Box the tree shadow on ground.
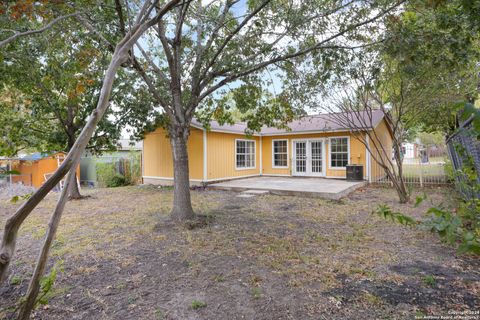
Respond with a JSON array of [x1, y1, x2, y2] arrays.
[[325, 260, 479, 309]]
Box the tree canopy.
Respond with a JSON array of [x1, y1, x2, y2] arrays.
[[0, 1, 151, 157]]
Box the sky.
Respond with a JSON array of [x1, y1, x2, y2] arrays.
[[120, 0, 384, 138]]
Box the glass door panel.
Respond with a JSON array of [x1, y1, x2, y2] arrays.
[[294, 141, 307, 175], [310, 141, 323, 174]]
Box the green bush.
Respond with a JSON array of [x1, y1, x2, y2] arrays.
[[108, 174, 128, 187], [96, 162, 130, 188], [95, 152, 142, 187]]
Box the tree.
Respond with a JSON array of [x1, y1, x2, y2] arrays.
[[381, 0, 480, 134], [101, 0, 406, 221], [272, 0, 480, 203], [0, 3, 80, 48], [324, 62, 418, 203], [0, 2, 181, 318], [0, 90, 60, 157], [417, 131, 444, 146], [0, 18, 144, 198]]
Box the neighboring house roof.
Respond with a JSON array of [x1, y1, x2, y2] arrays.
[[191, 110, 386, 135], [117, 139, 143, 151], [16, 151, 65, 161]]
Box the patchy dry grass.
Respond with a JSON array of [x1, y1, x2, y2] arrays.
[[0, 185, 479, 320]]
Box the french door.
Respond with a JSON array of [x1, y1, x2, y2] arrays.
[[292, 140, 325, 176]]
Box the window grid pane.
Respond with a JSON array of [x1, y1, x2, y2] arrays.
[[273, 140, 288, 167], [311, 141, 323, 173], [330, 138, 348, 168], [295, 142, 306, 172], [236, 140, 255, 168]]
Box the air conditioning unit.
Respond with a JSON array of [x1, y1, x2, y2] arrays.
[[346, 165, 363, 181]]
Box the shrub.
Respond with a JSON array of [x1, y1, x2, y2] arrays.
[[95, 153, 141, 187], [107, 174, 128, 187], [96, 162, 129, 188]]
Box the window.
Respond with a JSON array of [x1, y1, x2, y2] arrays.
[[236, 140, 255, 169], [272, 140, 288, 168], [330, 137, 349, 168]]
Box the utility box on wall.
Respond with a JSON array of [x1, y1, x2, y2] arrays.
[[346, 165, 363, 181]]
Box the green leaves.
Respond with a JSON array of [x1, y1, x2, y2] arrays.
[[373, 204, 418, 227], [414, 193, 427, 207], [374, 200, 480, 255], [36, 260, 64, 307], [379, 0, 480, 135], [10, 193, 32, 204], [461, 102, 480, 134], [0, 3, 133, 157], [424, 207, 462, 243]]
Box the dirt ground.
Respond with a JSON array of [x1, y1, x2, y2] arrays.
[[0, 185, 479, 319]]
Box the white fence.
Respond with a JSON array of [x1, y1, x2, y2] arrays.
[[370, 156, 450, 186], [0, 174, 33, 187]]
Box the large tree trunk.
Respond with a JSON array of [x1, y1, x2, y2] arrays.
[[68, 172, 82, 199], [67, 131, 82, 200], [170, 134, 195, 221]]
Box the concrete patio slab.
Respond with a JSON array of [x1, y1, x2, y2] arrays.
[[209, 176, 366, 200], [236, 194, 256, 198], [243, 189, 270, 195]]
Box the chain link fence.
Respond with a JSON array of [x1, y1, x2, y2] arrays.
[[0, 173, 35, 199], [446, 116, 480, 200]]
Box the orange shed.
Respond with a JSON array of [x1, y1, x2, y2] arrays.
[[10, 152, 80, 189]]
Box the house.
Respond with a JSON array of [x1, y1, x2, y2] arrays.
[[401, 142, 419, 159], [6, 152, 80, 188], [142, 110, 393, 185], [80, 139, 142, 186]]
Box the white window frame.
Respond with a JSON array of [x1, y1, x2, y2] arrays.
[[328, 136, 350, 169], [235, 139, 256, 170], [272, 139, 289, 169]]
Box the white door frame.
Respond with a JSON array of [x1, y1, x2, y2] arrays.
[[292, 140, 308, 176], [292, 139, 326, 177]]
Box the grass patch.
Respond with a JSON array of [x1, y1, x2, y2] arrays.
[[422, 275, 436, 287], [251, 287, 262, 299], [191, 300, 207, 310], [154, 308, 165, 319], [10, 275, 22, 285]]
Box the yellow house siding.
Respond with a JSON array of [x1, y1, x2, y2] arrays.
[[261, 132, 368, 178], [207, 131, 260, 180], [188, 129, 204, 179], [143, 127, 203, 180], [142, 119, 393, 183], [370, 119, 393, 180]]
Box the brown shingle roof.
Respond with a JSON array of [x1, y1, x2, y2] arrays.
[[191, 110, 385, 135]]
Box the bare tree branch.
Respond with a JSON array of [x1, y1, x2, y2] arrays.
[[197, 0, 405, 102], [0, 12, 81, 48], [201, 0, 272, 79]]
